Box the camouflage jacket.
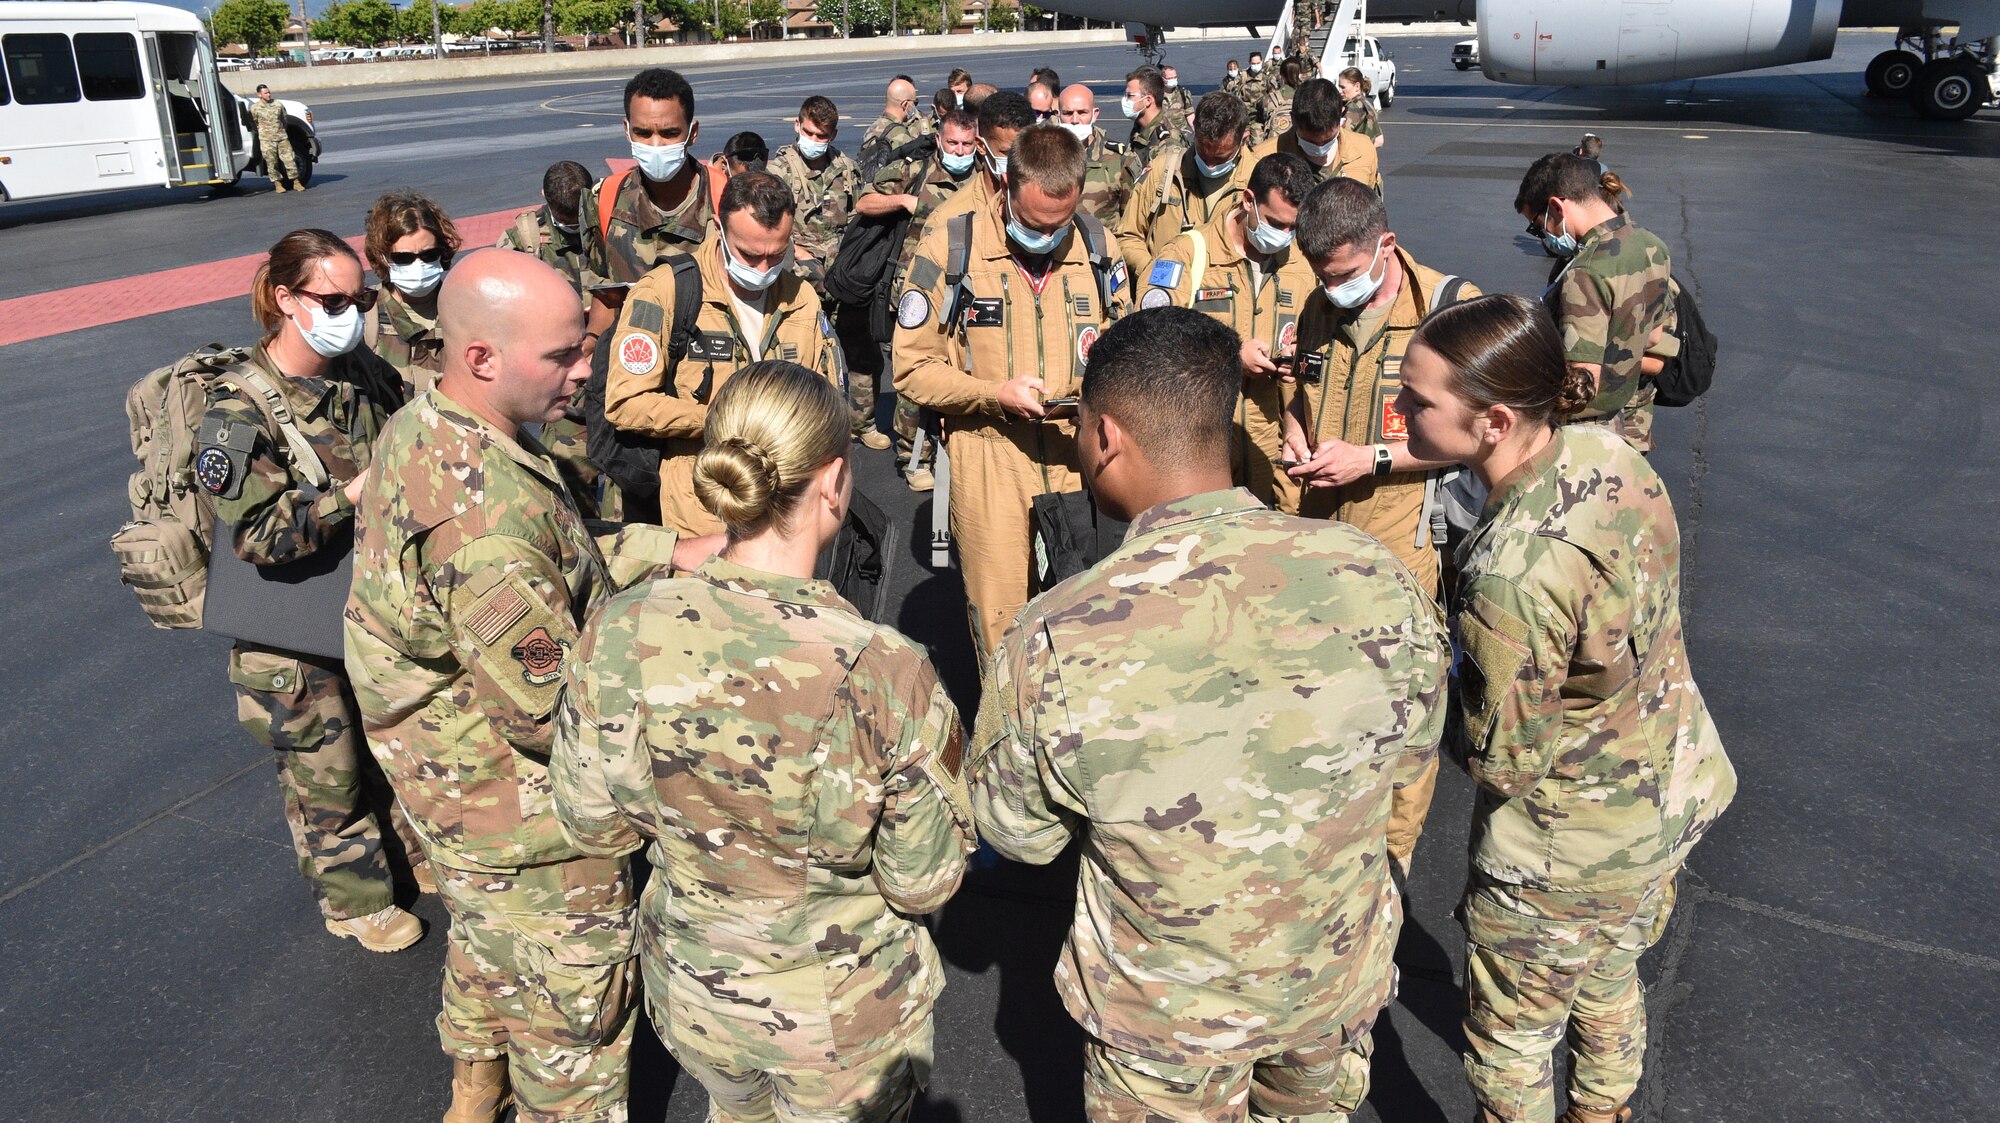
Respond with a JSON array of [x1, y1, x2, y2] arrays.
[[344, 388, 618, 873], [856, 111, 920, 178], [579, 163, 716, 291], [862, 148, 971, 284], [1545, 214, 1673, 421], [497, 205, 588, 298], [972, 488, 1450, 1064], [1159, 85, 1195, 131], [201, 343, 403, 567], [1079, 125, 1130, 226], [553, 556, 974, 1068], [1122, 113, 1186, 194], [1252, 82, 1300, 146], [769, 143, 864, 277], [366, 283, 443, 398], [1452, 427, 1736, 893], [247, 97, 288, 138], [1343, 95, 1382, 141]]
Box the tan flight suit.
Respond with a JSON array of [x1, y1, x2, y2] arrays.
[[1288, 249, 1477, 869], [1115, 146, 1256, 276], [1250, 127, 1382, 193], [603, 237, 845, 536], [893, 190, 1132, 657], [1138, 201, 1317, 506]]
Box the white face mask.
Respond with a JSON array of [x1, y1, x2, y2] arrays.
[[1062, 121, 1093, 142], [1245, 200, 1293, 254], [722, 235, 788, 293], [292, 298, 363, 357], [1298, 133, 1337, 166], [1324, 237, 1388, 309], [795, 132, 829, 160], [1119, 95, 1140, 120], [630, 137, 687, 181], [1165, 77, 1179, 89], [389, 260, 443, 298]]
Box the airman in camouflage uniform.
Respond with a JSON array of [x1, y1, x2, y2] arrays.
[[1159, 65, 1196, 132], [972, 307, 1450, 1122], [857, 76, 923, 180], [200, 330, 425, 949], [769, 97, 864, 297], [249, 86, 301, 191], [553, 552, 974, 1123], [1450, 424, 1736, 1123], [1237, 54, 1276, 117], [498, 205, 589, 297], [1076, 124, 1130, 226], [497, 206, 613, 519], [345, 252, 667, 1123], [1121, 68, 1188, 192], [1343, 93, 1383, 146], [1252, 74, 1301, 147], [364, 285, 443, 398]]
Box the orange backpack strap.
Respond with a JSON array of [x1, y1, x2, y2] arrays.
[[596, 167, 634, 246], [704, 161, 728, 226]]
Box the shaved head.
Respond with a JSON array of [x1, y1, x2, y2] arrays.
[[1059, 83, 1095, 113], [439, 249, 590, 434]]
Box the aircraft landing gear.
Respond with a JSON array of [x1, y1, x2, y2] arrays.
[[1864, 47, 1922, 97], [1124, 21, 1166, 67], [1869, 26, 1996, 120]]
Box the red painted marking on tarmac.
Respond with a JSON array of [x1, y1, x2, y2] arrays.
[[0, 206, 532, 348]]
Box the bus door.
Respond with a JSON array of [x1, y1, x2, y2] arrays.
[[142, 30, 237, 186]]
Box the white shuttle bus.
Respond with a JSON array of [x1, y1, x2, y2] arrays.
[[0, 1, 318, 203]]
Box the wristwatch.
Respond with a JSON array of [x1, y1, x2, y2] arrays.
[[1372, 443, 1394, 478]]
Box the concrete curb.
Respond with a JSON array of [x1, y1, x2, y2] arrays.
[[224, 22, 1474, 94]]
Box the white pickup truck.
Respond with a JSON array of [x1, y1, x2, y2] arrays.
[[1332, 34, 1399, 109]]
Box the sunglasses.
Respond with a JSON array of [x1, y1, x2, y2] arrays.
[[295, 288, 378, 316], [387, 247, 445, 266]]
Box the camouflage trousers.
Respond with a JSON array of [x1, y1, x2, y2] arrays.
[[659, 1005, 932, 1123], [229, 645, 419, 920], [433, 857, 639, 1123], [258, 128, 299, 181], [1083, 1026, 1374, 1123], [1460, 872, 1678, 1122]]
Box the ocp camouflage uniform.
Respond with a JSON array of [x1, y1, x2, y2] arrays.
[[602, 236, 845, 535], [1116, 145, 1256, 276], [1544, 213, 1673, 432], [365, 284, 443, 399], [1621, 280, 1681, 453], [1121, 114, 1187, 195], [1137, 200, 1318, 505], [578, 166, 716, 291], [769, 142, 864, 296], [201, 343, 417, 922], [1451, 426, 1736, 1123], [249, 97, 299, 185], [861, 146, 973, 462], [1078, 124, 1130, 227], [553, 556, 976, 1123], [345, 389, 657, 1123], [972, 488, 1449, 1122]]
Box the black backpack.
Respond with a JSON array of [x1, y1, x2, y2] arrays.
[[826, 136, 939, 315], [1653, 274, 1718, 407], [583, 254, 703, 502]]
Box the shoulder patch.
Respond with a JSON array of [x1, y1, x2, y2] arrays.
[[1138, 287, 1174, 310], [195, 447, 237, 496], [819, 311, 834, 337], [464, 582, 532, 646], [908, 255, 943, 293], [618, 332, 659, 376], [626, 298, 666, 335], [1108, 261, 1127, 294], [1148, 260, 1185, 290], [510, 625, 568, 686], [897, 289, 932, 329]]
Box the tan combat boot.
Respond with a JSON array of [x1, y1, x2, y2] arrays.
[[324, 904, 424, 952], [905, 468, 935, 493], [860, 429, 893, 451], [442, 1058, 511, 1123], [272, 180, 288, 193], [1557, 1105, 1632, 1123], [291, 179, 308, 192]]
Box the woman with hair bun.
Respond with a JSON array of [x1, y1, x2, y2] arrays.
[[1336, 66, 1382, 148], [551, 359, 976, 1123], [1394, 294, 1737, 1123]]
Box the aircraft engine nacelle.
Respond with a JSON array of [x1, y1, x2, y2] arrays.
[[1479, 0, 1843, 85]]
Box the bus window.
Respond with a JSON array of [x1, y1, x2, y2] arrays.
[[3, 33, 81, 104], [76, 32, 143, 101], [0, 53, 10, 106]]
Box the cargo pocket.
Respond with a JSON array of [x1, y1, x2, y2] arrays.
[[228, 651, 326, 751], [522, 919, 637, 1048], [1454, 593, 1534, 762]]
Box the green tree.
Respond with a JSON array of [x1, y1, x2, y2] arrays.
[[983, 2, 1017, 31], [397, 0, 444, 43], [558, 0, 626, 35], [326, 0, 398, 45], [498, 0, 544, 34], [212, 0, 289, 55], [455, 0, 509, 36], [310, 2, 343, 44], [813, 0, 887, 33], [748, 0, 785, 36]]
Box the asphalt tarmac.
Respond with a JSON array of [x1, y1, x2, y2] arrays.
[[3, 30, 1997, 1123]]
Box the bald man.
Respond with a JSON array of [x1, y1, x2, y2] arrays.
[[346, 249, 710, 1123], [858, 74, 922, 179], [965, 81, 999, 110], [1057, 82, 1130, 223], [1028, 78, 1057, 123]]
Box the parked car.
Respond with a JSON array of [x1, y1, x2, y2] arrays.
[[1453, 38, 1480, 71], [1334, 35, 1399, 108]]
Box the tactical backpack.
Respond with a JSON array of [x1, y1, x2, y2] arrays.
[[582, 254, 704, 503], [111, 346, 326, 629], [826, 134, 939, 341], [1652, 274, 1718, 407]]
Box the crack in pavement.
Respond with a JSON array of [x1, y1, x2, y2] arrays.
[[1683, 873, 2000, 972], [169, 811, 293, 854]]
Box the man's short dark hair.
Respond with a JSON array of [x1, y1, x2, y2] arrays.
[[1125, 66, 1166, 104], [625, 67, 693, 119], [1194, 91, 1249, 144], [255, 83, 270, 92], [1031, 65, 1060, 91], [1295, 177, 1388, 261], [1248, 152, 1317, 210], [723, 131, 769, 171], [1514, 151, 1613, 212], [1292, 78, 1343, 134], [892, 73, 914, 87], [978, 90, 1035, 137], [1249, 51, 1265, 63], [1082, 307, 1242, 465], [798, 95, 838, 134], [719, 170, 795, 228], [542, 160, 592, 221]]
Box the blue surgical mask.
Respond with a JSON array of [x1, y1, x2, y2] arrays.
[[1005, 197, 1067, 257], [389, 260, 443, 298], [293, 298, 363, 358], [722, 236, 788, 292], [795, 133, 829, 160], [1297, 133, 1336, 164], [1324, 237, 1388, 309], [1194, 150, 1237, 179], [1245, 201, 1292, 254], [1541, 208, 1579, 257], [630, 138, 687, 182], [1250, 62, 1263, 74], [984, 149, 1008, 179], [941, 148, 976, 176]]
